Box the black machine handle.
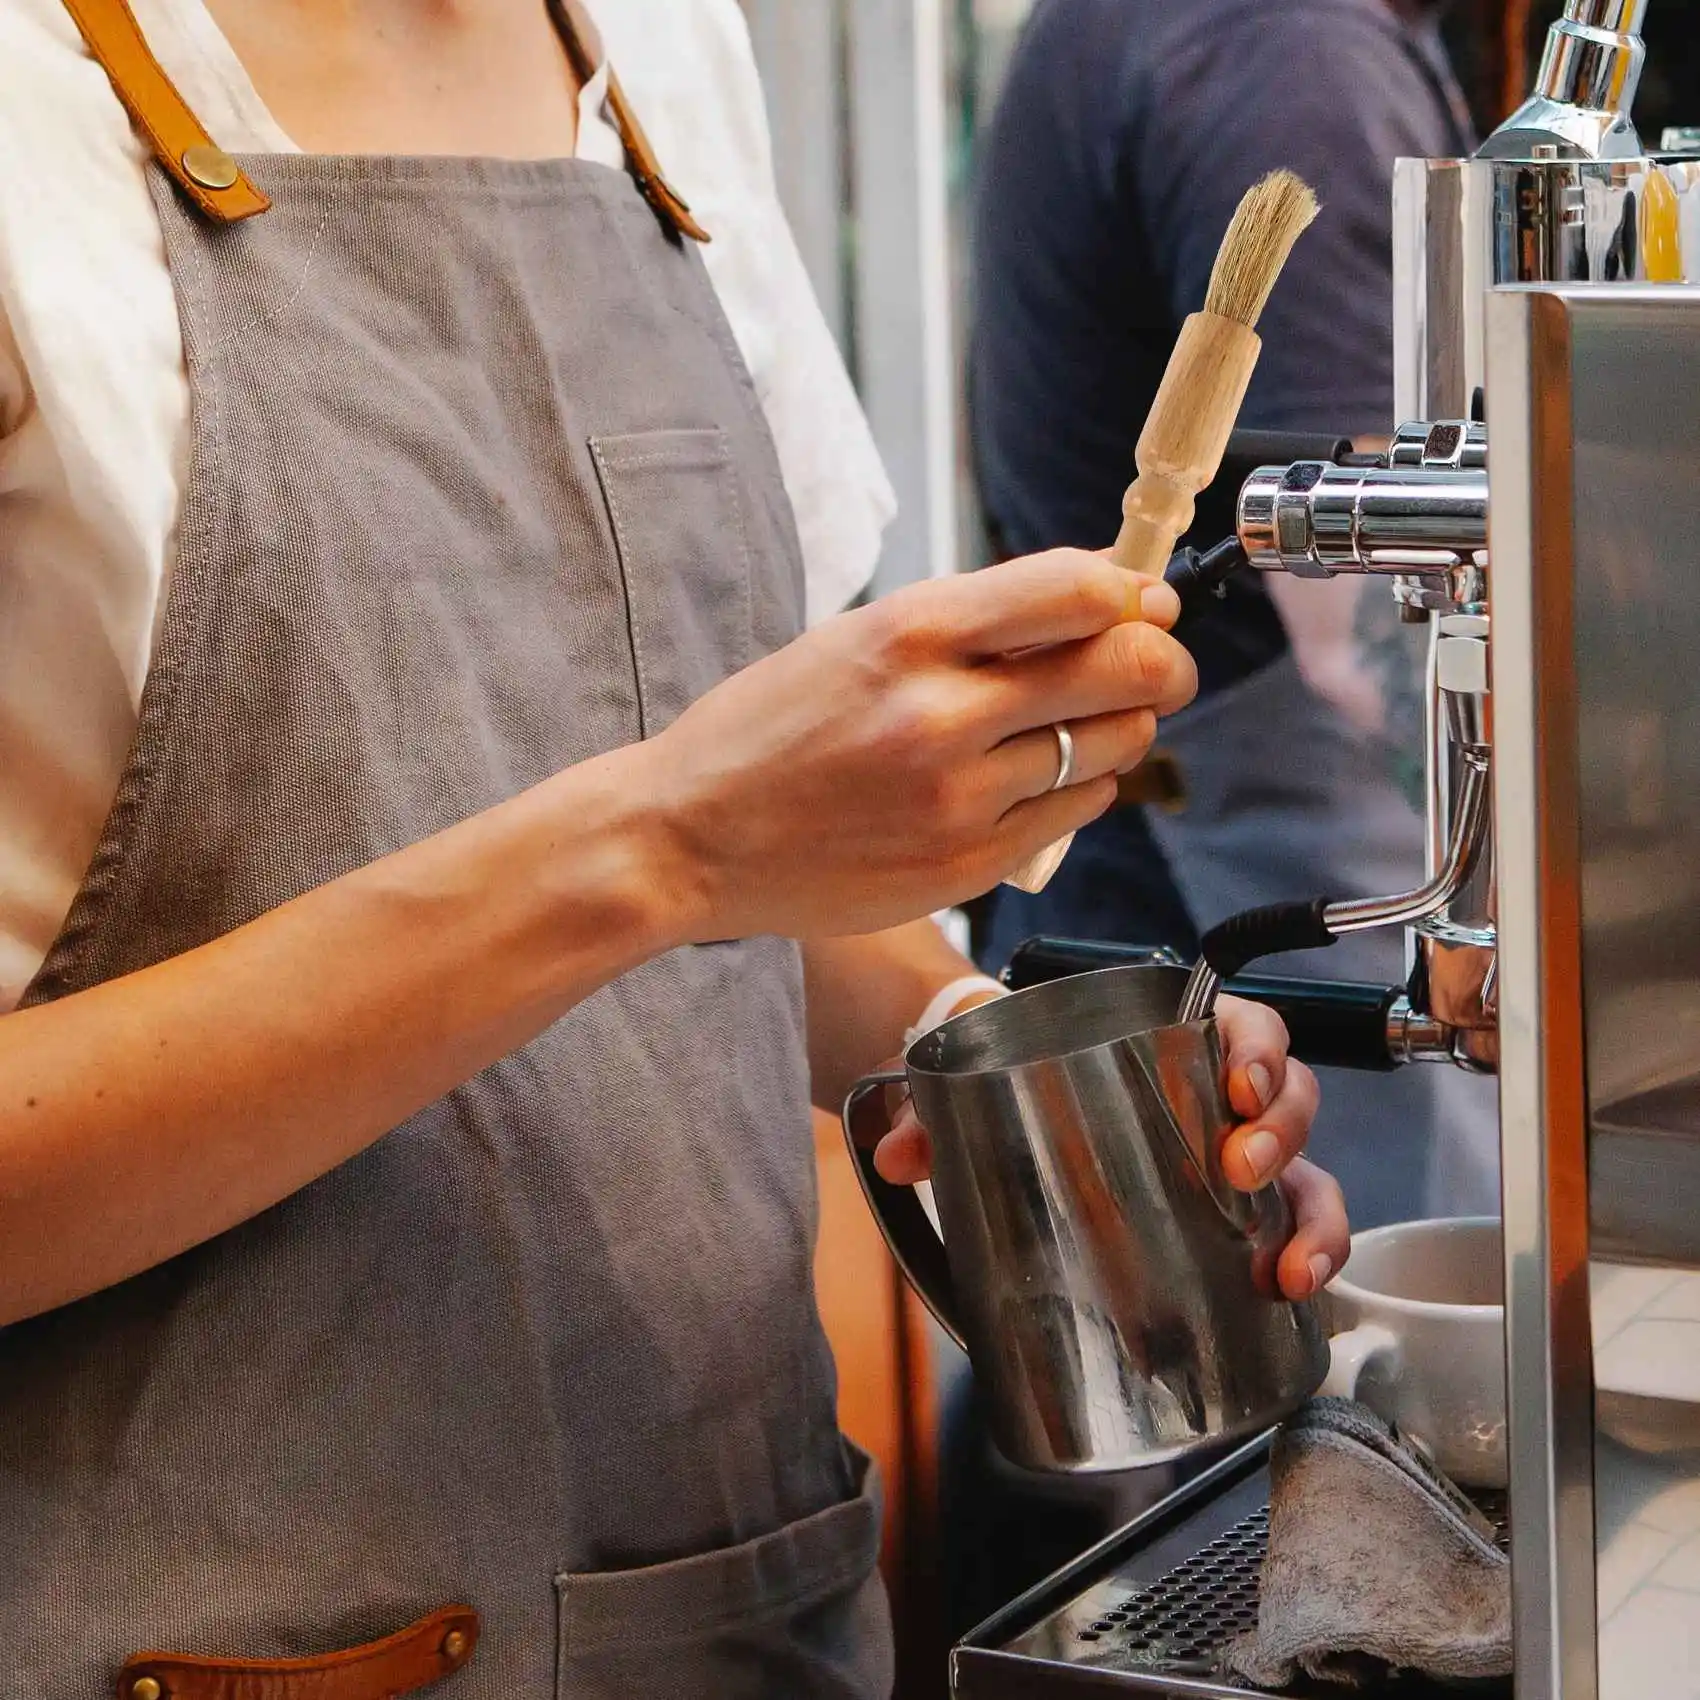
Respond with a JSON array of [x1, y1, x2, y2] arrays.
[[1218, 429, 1355, 486], [1215, 973, 1402, 1074], [1000, 936, 1402, 1073], [1163, 535, 1249, 604]]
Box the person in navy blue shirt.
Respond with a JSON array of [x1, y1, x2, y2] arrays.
[[949, 0, 1497, 1634], [968, 0, 1492, 1225]]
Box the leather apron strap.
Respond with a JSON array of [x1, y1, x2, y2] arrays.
[[56, 0, 709, 240], [546, 0, 711, 242], [58, 0, 269, 221], [118, 1605, 479, 1700]]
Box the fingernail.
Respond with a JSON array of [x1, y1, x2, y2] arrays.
[[1139, 582, 1181, 625], [1246, 1063, 1273, 1111], [1307, 1252, 1334, 1295], [1238, 1129, 1281, 1185]]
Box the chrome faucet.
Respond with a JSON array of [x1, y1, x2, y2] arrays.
[[1188, 422, 1498, 1067], [1478, 0, 1649, 161]]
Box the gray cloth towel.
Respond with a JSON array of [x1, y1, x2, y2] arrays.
[[1224, 1397, 1511, 1688]]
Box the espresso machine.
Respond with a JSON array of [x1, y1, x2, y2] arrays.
[[950, 4, 1700, 1694]]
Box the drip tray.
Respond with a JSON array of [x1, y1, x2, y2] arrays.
[[951, 1435, 1511, 1698]]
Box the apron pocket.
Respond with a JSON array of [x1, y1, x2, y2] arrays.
[[554, 1446, 890, 1699], [590, 428, 755, 738]]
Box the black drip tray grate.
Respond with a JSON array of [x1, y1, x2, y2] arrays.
[[963, 1441, 1514, 1697], [1072, 1508, 1268, 1669]]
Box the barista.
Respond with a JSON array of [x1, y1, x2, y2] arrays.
[[0, 0, 1345, 1695]]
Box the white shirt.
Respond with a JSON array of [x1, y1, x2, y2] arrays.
[[0, 0, 896, 1011]]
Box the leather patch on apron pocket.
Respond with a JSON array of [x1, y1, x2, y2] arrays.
[[554, 1448, 888, 1698], [590, 428, 755, 738]]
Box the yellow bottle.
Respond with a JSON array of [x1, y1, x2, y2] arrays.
[[1640, 169, 1683, 284]]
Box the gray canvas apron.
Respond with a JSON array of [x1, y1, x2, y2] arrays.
[[1141, 652, 1500, 1224], [1, 13, 891, 1698]]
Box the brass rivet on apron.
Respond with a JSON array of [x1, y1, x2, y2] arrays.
[[130, 1680, 164, 1700], [442, 1629, 469, 1662], [182, 144, 240, 191]]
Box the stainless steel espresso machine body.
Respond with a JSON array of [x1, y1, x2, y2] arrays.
[[954, 4, 1700, 1695]]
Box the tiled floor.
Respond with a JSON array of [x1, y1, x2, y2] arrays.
[[1592, 1262, 1700, 1700], [1601, 1584, 1700, 1698]]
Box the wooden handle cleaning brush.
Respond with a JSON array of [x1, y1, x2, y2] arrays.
[[1005, 170, 1319, 895]]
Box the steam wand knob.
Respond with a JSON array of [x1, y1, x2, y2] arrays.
[[1162, 536, 1250, 604]]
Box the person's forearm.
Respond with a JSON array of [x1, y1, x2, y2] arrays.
[[0, 746, 693, 1327], [0, 542, 1195, 1325], [802, 920, 999, 1110]]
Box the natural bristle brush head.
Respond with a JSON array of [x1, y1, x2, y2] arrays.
[[1203, 170, 1320, 330], [1003, 171, 1318, 899]]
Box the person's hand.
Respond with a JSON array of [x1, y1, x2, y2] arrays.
[[873, 993, 1348, 1302], [635, 550, 1193, 941], [1210, 994, 1347, 1298]]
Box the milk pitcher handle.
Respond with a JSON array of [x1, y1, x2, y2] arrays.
[[841, 1073, 967, 1351]]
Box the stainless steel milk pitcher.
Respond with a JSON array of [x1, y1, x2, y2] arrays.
[[842, 965, 1327, 1472]]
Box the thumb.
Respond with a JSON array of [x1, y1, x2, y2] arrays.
[[1096, 550, 1180, 630]]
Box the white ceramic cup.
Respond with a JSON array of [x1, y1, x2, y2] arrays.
[[1320, 1216, 1507, 1489]]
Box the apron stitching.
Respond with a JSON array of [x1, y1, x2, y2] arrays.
[[560, 1544, 879, 1650], [726, 441, 755, 672], [27, 179, 230, 997], [202, 188, 340, 358], [602, 451, 722, 471], [140, 186, 234, 871], [589, 436, 653, 741]]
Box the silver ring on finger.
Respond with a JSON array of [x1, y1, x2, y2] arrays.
[[1048, 721, 1076, 792]]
